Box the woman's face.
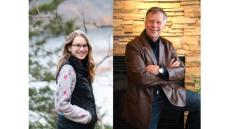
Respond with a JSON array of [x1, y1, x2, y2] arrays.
[[68, 36, 89, 60]]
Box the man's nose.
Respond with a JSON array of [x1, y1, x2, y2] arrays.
[[152, 22, 157, 27]]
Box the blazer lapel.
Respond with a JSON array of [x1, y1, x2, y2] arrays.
[[139, 31, 158, 65], [143, 45, 158, 65], [158, 38, 166, 66]]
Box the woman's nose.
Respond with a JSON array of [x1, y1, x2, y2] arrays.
[[80, 47, 85, 51]]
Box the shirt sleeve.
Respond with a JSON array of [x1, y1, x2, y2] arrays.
[[160, 66, 169, 79], [55, 64, 91, 124]]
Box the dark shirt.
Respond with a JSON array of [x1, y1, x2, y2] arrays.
[[144, 30, 169, 79], [145, 32, 160, 63]]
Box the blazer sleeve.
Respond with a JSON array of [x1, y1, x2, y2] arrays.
[[125, 42, 168, 88], [165, 44, 185, 81], [55, 64, 91, 124]]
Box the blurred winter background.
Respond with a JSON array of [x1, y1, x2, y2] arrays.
[[29, 0, 113, 129]]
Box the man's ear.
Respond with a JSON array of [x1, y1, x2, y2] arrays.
[[162, 21, 166, 29], [144, 19, 147, 28], [163, 24, 166, 29], [163, 19, 167, 27]]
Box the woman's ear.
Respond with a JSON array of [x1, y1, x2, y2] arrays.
[[67, 46, 72, 52]]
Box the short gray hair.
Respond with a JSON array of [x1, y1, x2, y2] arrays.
[[146, 7, 167, 24]]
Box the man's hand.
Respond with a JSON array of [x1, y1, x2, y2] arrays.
[[145, 65, 160, 75], [168, 58, 180, 68]]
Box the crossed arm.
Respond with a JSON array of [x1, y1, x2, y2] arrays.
[[125, 43, 184, 88], [145, 58, 180, 75]]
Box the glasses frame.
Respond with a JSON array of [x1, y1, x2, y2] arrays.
[[72, 44, 88, 49]]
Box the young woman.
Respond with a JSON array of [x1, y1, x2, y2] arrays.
[[55, 30, 97, 129]]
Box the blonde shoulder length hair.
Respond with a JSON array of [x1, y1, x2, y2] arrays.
[[56, 30, 95, 83]]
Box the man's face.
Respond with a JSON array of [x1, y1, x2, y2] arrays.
[[145, 12, 166, 41]]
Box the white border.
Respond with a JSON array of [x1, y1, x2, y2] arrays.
[[0, 1, 28, 129], [202, 0, 230, 129]]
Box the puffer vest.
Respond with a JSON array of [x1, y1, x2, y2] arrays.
[[57, 56, 97, 129]]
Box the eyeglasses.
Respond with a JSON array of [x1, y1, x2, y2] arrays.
[[72, 44, 88, 49]]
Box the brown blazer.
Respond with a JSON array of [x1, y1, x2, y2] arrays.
[[122, 30, 186, 129]]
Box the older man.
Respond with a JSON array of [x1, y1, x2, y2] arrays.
[[122, 7, 200, 129]]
